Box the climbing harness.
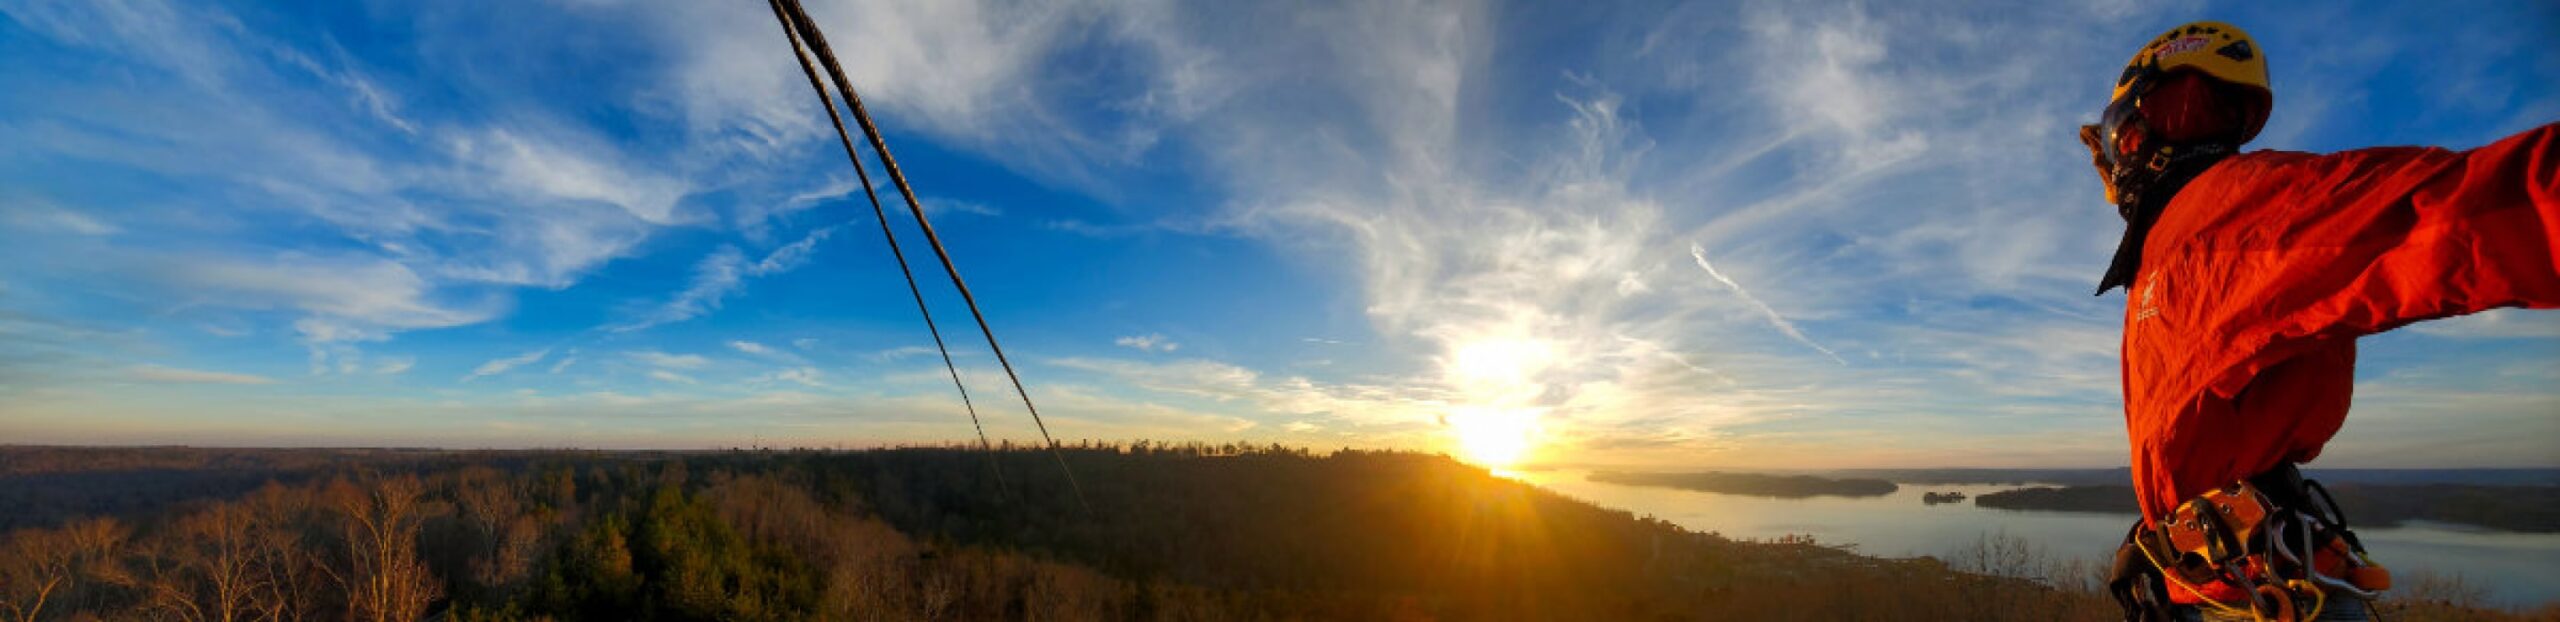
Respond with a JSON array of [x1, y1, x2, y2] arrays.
[[2108, 464, 2391, 622], [764, 0, 1089, 512]]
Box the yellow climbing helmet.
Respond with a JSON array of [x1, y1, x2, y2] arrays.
[[2085, 21, 2274, 294], [2110, 21, 2272, 145], [2082, 21, 2274, 209]]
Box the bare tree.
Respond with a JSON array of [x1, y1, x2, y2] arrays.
[[329, 475, 441, 622], [0, 517, 134, 621], [243, 483, 327, 622], [0, 526, 76, 622], [141, 502, 268, 622], [452, 466, 534, 596]]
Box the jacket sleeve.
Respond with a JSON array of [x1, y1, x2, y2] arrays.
[[2188, 123, 2560, 398]]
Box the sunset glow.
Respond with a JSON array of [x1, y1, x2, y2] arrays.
[[1443, 335, 1557, 468], [1448, 405, 1541, 469]]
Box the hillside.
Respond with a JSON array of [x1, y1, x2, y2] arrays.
[[1, 445, 2542, 620]]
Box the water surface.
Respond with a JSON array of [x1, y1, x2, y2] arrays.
[[1518, 471, 2560, 609]]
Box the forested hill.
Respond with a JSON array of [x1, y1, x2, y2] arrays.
[[0, 445, 2539, 620], [1972, 483, 2560, 533], [1824, 467, 2560, 487], [1587, 470, 1898, 498]]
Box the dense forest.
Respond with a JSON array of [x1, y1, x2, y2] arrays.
[[1971, 484, 2560, 533], [1, 445, 2544, 620], [1587, 470, 1898, 498]]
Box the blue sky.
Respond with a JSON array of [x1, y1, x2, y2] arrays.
[[1, 0, 2553, 468]]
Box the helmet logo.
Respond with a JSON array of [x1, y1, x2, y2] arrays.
[[2154, 36, 2209, 60]]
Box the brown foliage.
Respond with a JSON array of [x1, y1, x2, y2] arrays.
[[4, 447, 2555, 621], [0, 517, 128, 622], [325, 475, 440, 622], [240, 484, 330, 622], [138, 502, 262, 622], [449, 467, 538, 598], [0, 525, 78, 622]]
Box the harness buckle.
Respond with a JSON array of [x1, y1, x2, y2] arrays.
[[2109, 465, 2391, 621]]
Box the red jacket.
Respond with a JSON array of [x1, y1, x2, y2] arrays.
[[2122, 122, 2560, 528]]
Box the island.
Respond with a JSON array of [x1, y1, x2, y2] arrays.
[[1589, 470, 1899, 498], [1973, 484, 2560, 533]]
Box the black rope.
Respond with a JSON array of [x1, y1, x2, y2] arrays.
[[764, 0, 1006, 496], [770, 0, 1089, 513]]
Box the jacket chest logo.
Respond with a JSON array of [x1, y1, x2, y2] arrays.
[[2134, 273, 2162, 323]]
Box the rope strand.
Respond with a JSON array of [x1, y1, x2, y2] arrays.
[[765, 0, 1007, 496], [771, 0, 1088, 513]]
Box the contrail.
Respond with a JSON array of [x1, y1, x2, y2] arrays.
[[1689, 243, 1846, 365]]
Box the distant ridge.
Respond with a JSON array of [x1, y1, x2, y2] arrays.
[[1823, 467, 2560, 487], [1589, 470, 1898, 498], [1972, 483, 2560, 533]]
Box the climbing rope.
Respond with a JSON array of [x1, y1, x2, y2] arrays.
[[761, 0, 1006, 496], [765, 0, 1090, 512]]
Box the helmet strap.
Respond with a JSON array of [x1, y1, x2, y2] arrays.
[[2111, 141, 2233, 221], [2095, 142, 2233, 295]]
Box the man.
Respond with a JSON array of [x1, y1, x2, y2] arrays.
[[2080, 20, 2558, 622]]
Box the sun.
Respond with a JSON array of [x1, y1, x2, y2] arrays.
[[1440, 335, 1557, 470], [1447, 405, 1540, 469]]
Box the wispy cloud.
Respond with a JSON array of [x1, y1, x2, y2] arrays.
[[619, 226, 837, 332], [647, 369, 698, 385], [760, 367, 824, 388], [0, 0, 700, 373], [635, 248, 752, 330], [128, 364, 276, 385], [170, 257, 494, 337], [464, 348, 551, 381], [729, 340, 809, 368], [644, 0, 1211, 197], [193, 253, 482, 377], [2409, 308, 2560, 339], [462, 128, 691, 226], [1690, 243, 1845, 364], [629, 350, 710, 370], [264, 42, 419, 134], [873, 345, 941, 362], [1047, 356, 1441, 431], [1114, 333, 1181, 353], [922, 198, 1002, 217], [1, 201, 119, 236]]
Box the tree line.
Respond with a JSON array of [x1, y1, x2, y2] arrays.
[[2, 444, 2543, 620]]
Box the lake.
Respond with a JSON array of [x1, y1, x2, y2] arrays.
[[1515, 470, 2560, 609]]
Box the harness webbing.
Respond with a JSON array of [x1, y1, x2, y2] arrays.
[[765, 0, 1089, 511]]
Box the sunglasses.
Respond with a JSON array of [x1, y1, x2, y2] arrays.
[[2081, 93, 2148, 169], [2081, 57, 2170, 171]]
